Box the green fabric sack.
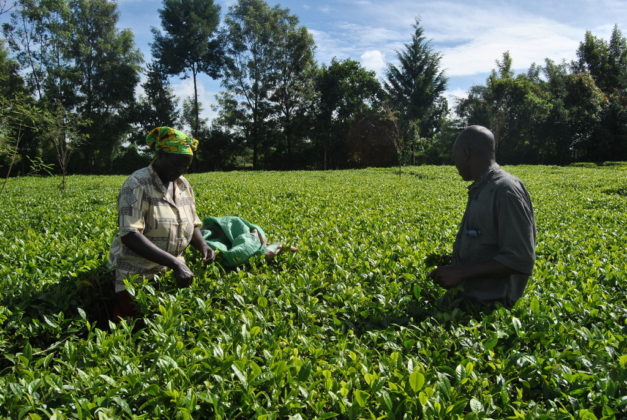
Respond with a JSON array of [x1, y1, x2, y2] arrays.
[[201, 216, 280, 267]]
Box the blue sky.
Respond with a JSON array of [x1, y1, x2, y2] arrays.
[[22, 0, 627, 120]]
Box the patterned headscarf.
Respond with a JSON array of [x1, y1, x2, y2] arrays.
[[146, 126, 199, 155]]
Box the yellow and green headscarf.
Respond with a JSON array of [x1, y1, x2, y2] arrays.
[[146, 126, 199, 155]]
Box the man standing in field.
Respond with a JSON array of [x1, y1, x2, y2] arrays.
[[429, 125, 536, 308]]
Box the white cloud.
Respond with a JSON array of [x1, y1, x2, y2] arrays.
[[332, 0, 625, 78], [440, 20, 582, 76], [444, 89, 468, 109], [360, 50, 386, 75], [308, 28, 355, 63]]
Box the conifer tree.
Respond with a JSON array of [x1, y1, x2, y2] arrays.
[[384, 19, 447, 153]]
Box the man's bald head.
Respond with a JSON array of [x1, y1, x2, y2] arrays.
[[452, 125, 496, 181], [454, 125, 495, 161]]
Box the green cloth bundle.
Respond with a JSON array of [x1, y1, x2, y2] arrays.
[[201, 216, 280, 267]]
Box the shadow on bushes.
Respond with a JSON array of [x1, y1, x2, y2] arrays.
[[349, 252, 502, 335], [0, 264, 118, 373]]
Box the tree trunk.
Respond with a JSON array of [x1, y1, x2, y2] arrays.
[[192, 66, 199, 138]]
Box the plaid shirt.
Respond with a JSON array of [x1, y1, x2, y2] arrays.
[[109, 165, 202, 275]]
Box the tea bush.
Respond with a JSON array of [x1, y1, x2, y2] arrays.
[[0, 165, 625, 419]]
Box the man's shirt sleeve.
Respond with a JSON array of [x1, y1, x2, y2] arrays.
[[494, 184, 536, 275]]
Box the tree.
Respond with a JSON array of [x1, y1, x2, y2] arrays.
[[134, 61, 179, 130], [267, 11, 316, 168], [0, 94, 35, 193], [219, 0, 278, 168], [540, 59, 606, 163], [121, 62, 179, 172], [0, 38, 22, 98], [573, 25, 626, 161], [69, 0, 142, 173], [456, 52, 552, 163], [42, 101, 86, 190], [152, 0, 223, 138], [384, 18, 447, 157], [575, 25, 627, 94], [346, 109, 398, 168], [2, 0, 78, 173], [3, 0, 142, 173], [314, 58, 381, 169]]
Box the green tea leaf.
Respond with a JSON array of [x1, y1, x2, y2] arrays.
[[409, 370, 425, 393]]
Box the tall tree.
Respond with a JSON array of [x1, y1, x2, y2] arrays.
[[151, 0, 223, 138], [575, 25, 627, 94], [220, 0, 281, 169], [2, 0, 80, 173], [69, 0, 142, 173], [0, 0, 15, 16], [541, 59, 606, 163], [220, 0, 318, 169], [456, 52, 552, 163], [3, 0, 141, 174], [384, 18, 447, 155], [0, 38, 23, 99], [2, 0, 76, 105], [267, 10, 316, 167], [0, 39, 28, 177]]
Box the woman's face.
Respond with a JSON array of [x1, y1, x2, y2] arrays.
[[155, 153, 193, 182]]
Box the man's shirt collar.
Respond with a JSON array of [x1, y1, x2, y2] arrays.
[[468, 163, 500, 194]]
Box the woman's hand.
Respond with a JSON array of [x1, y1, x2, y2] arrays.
[[191, 227, 215, 264], [200, 245, 215, 263], [173, 261, 194, 288]]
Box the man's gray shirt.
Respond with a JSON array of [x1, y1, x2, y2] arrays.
[[453, 164, 536, 306]]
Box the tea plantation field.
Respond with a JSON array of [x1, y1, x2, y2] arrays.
[[0, 165, 625, 419]]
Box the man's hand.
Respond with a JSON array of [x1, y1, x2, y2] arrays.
[[429, 265, 465, 289], [173, 261, 194, 288]]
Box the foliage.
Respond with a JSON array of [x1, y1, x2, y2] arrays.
[[132, 61, 180, 132], [219, 0, 317, 169], [0, 165, 625, 418], [457, 27, 627, 164], [266, 12, 316, 169], [573, 26, 627, 162], [346, 109, 398, 168], [384, 19, 448, 151], [0, 40, 27, 175], [69, 0, 142, 173], [314, 58, 382, 169], [1, 1, 624, 171], [2, 0, 142, 174], [0, 38, 23, 98], [151, 0, 223, 138]]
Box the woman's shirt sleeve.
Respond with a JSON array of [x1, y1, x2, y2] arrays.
[[117, 176, 146, 235]]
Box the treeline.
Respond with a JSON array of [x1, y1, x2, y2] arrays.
[[0, 0, 625, 177]]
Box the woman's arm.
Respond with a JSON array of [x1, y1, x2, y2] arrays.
[[121, 232, 194, 285], [190, 227, 215, 263]]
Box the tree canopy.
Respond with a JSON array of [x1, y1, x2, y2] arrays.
[[1, 1, 625, 175]]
